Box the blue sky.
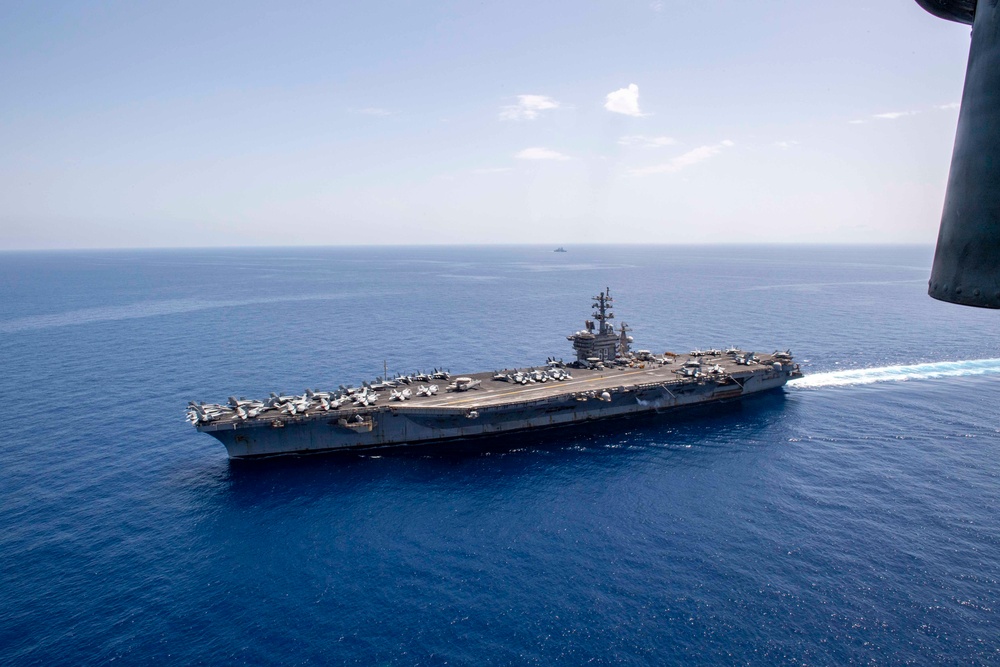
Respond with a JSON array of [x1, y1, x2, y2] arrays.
[[0, 0, 974, 248]]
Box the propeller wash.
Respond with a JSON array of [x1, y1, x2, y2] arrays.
[[187, 289, 803, 458]]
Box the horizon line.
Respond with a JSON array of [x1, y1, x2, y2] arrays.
[[0, 241, 936, 253]]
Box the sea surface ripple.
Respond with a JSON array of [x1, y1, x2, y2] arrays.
[[1, 245, 998, 665]]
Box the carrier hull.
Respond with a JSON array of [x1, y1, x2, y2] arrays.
[[190, 288, 803, 459], [198, 359, 800, 459]]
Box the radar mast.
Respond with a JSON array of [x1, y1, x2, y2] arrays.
[[592, 288, 615, 336]]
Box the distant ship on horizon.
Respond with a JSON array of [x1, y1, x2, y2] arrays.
[[554, 247, 567, 252]]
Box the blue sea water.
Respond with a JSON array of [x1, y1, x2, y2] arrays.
[[1, 245, 999, 665]]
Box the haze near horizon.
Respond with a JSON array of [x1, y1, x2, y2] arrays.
[[0, 1, 973, 250]]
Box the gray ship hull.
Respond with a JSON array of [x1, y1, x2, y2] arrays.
[[199, 362, 798, 459]]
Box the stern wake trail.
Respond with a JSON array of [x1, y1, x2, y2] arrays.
[[793, 359, 1000, 389]]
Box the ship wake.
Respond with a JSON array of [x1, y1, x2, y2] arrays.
[[793, 358, 1000, 389]]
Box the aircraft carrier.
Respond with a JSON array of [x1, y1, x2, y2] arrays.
[[188, 289, 803, 458]]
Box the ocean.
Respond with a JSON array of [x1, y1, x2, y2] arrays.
[[1, 245, 998, 665]]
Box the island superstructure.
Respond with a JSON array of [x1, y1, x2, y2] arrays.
[[188, 289, 803, 458]]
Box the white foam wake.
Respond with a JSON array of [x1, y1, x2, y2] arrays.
[[793, 358, 1000, 388]]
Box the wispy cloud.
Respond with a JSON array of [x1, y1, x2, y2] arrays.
[[650, 1, 664, 11], [627, 140, 733, 176], [352, 107, 393, 116], [605, 83, 646, 117], [515, 147, 570, 161], [852, 103, 960, 124], [849, 109, 918, 124], [500, 95, 560, 121], [873, 110, 919, 120], [774, 140, 799, 149], [618, 135, 676, 148]]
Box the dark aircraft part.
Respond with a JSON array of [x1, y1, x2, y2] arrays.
[[919, 0, 1000, 307], [915, 0, 975, 25]]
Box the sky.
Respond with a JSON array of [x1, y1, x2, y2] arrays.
[[0, 0, 976, 249]]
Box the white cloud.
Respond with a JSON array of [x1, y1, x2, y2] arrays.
[[627, 140, 733, 176], [873, 110, 919, 120], [515, 147, 570, 160], [499, 95, 560, 121], [852, 104, 957, 124], [774, 140, 799, 149], [650, 1, 664, 11], [605, 84, 646, 117], [353, 107, 393, 116], [618, 134, 676, 148]]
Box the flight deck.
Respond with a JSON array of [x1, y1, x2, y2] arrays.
[[188, 289, 802, 458]]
